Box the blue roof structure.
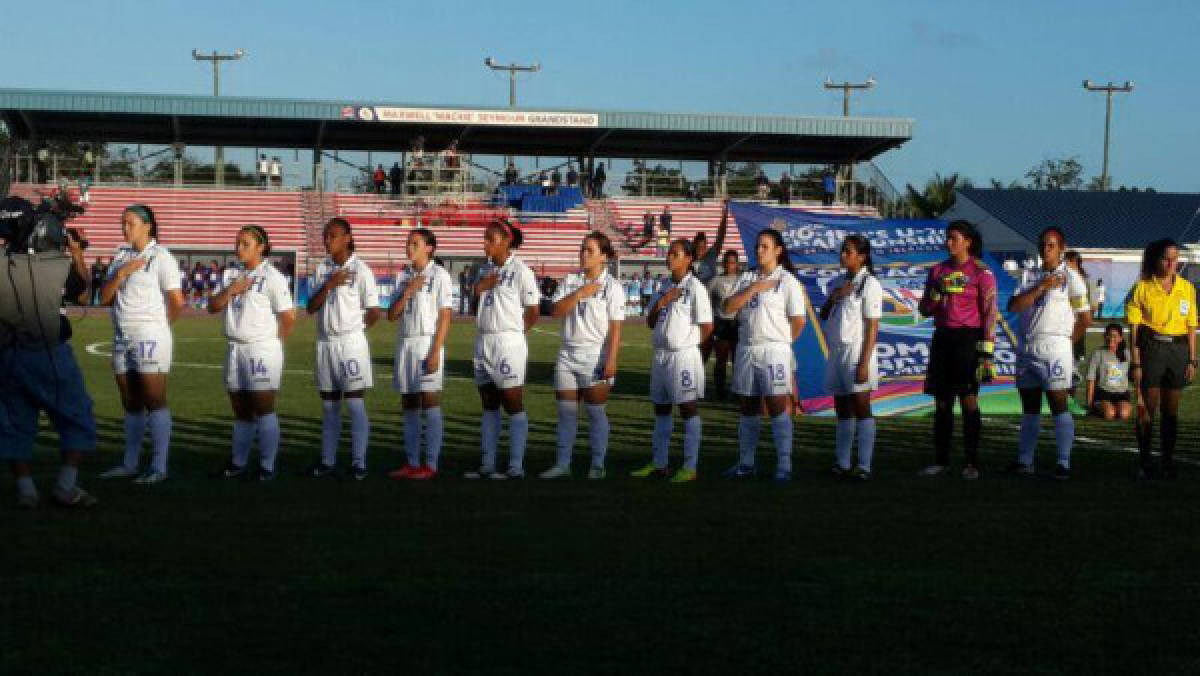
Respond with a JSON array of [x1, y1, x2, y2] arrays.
[[956, 188, 1200, 249]]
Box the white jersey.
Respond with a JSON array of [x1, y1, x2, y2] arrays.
[[220, 261, 294, 344], [733, 267, 807, 346], [823, 268, 883, 348], [393, 260, 453, 338], [650, 273, 713, 351], [708, 274, 740, 321], [553, 270, 626, 349], [312, 254, 380, 340], [107, 240, 181, 337], [476, 254, 539, 334], [1017, 262, 1089, 339]]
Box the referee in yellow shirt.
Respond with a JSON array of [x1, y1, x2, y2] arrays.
[[1125, 238, 1198, 479]]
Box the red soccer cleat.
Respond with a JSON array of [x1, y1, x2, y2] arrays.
[[411, 465, 437, 480], [388, 465, 418, 480]]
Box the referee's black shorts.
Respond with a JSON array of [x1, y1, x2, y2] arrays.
[[924, 327, 984, 397], [1139, 331, 1189, 390], [713, 318, 738, 343]]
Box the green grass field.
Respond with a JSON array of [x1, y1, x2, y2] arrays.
[[7, 314, 1200, 674]]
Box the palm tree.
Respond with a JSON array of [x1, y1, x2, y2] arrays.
[[904, 172, 964, 218]]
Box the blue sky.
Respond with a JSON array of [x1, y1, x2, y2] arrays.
[[6, 0, 1197, 192]]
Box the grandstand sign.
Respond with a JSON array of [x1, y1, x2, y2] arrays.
[[342, 106, 599, 128]]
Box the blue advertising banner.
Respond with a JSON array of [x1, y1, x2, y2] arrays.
[[730, 203, 1021, 415]]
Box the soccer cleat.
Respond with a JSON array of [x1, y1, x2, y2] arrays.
[[256, 467, 276, 482], [98, 465, 137, 480], [918, 464, 949, 477], [850, 467, 871, 481], [1053, 464, 1071, 481], [411, 465, 437, 480], [489, 467, 525, 480], [349, 465, 368, 481], [961, 465, 980, 481], [52, 486, 98, 508], [669, 468, 698, 483], [1003, 461, 1036, 476], [305, 462, 337, 478], [217, 462, 245, 479], [463, 466, 495, 480], [16, 492, 40, 509], [586, 466, 606, 480], [831, 465, 851, 478], [630, 463, 668, 479], [539, 465, 572, 479], [723, 464, 757, 479], [388, 465, 419, 480], [773, 468, 792, 482], [133, 470, 168, 485]]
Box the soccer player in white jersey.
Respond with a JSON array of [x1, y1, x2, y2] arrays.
[[386, 228, 453, 480], [97, 205, 185, 485], [465, 219, 540, 480], [207, 226, 296, 481], [1006, 226, 1091, 479], [305, 218, 382, 480], [818, 235, 883, 480], [721, 228, 807, 481], [539, 232, 625, 480], [632, 239, 714, 483]]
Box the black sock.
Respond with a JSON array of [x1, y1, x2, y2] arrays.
[[934, 406, 953, 465], [1161, 414, 1179, 464], [963, 407, 983, 466]]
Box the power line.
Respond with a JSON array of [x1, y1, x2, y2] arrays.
[[192, 49, 246, 186]]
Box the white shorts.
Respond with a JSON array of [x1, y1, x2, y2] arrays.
[[823, 343, 880, 395], [112, 325, 173, 375], [1015, 335, 1073, 391], [393, 335, 443, 394], [733, 343, 794, 397], [553, 347, 613, 391], [650, 347, 705, 405], [473, 332, 528, 388], [315, 333, 374, 392], [225, 340, 284, 392]]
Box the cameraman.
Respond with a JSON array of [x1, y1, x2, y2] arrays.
[[0, 196, 99, 508]]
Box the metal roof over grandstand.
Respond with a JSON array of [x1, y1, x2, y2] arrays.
[[0, 87, 912, 162]]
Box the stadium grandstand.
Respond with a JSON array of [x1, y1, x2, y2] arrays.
[[0, 87, 912, 292]]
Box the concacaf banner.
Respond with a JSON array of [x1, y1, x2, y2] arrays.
[[730, 203, 1021, 416]]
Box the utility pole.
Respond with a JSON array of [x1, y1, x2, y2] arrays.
[[485, 57, 540, 167], [823, 76, 875, 204], [1083, 80, 1133, 191], [192, 49, 245, 186]]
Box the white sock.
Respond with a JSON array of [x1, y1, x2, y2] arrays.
[[257, 413, 281, 472], [481, 409, 501, 470], [423, 407, 443, 470], [771, 413, 792, 473], [652, 415, 672, 468], [231, 420, 255, 468], [345, 398, 369, 469], [587, 404, 609, 468], [403, 409, 421, 466], [856, 417, 876, 471], [320, 400, 342, 466], [1054, 412, 1074, 468], [683, 415, 702, 471], [122, 411, 145, 469], [56, 465, 78, 493], [738, 415, 761, 467], [556, 400, 579, 468], [147, 408, 172, 474], [1018, 414, 1040, 466], [509, 411, 529, 472], [16, 476, 37, 498], [834, 418, 855, 470]]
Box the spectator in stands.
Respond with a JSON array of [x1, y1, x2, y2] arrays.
[[390, 162, 404, 197], [207, 259, 223, 306], [35, 143, 50, 183], [822, 168, 837, 206], [441, 140, 460, 181], [373, 164, 387, 194], [540, 172, 552, 196], [190, 262, 207, 308], [641, 274, 655, 316], [257, 154, 270, 189], [641, 211, 655, 247], [779, 172, 792, 205], [755, 170, 770, 200], [581, 165, 593, 197], [593, 162, 607, 198], [90, 257, 108, 306], [504, 161, 519, 186], [551, 168, 562, 193], [693, 200, 730, 285], [687, 181, 703, 203], [1094, 279, 1106, 319], [566, 164, 579, 188], [655, 224, 669, 257], [660, 206, 672, 234], [270, 157, 283, 190]]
